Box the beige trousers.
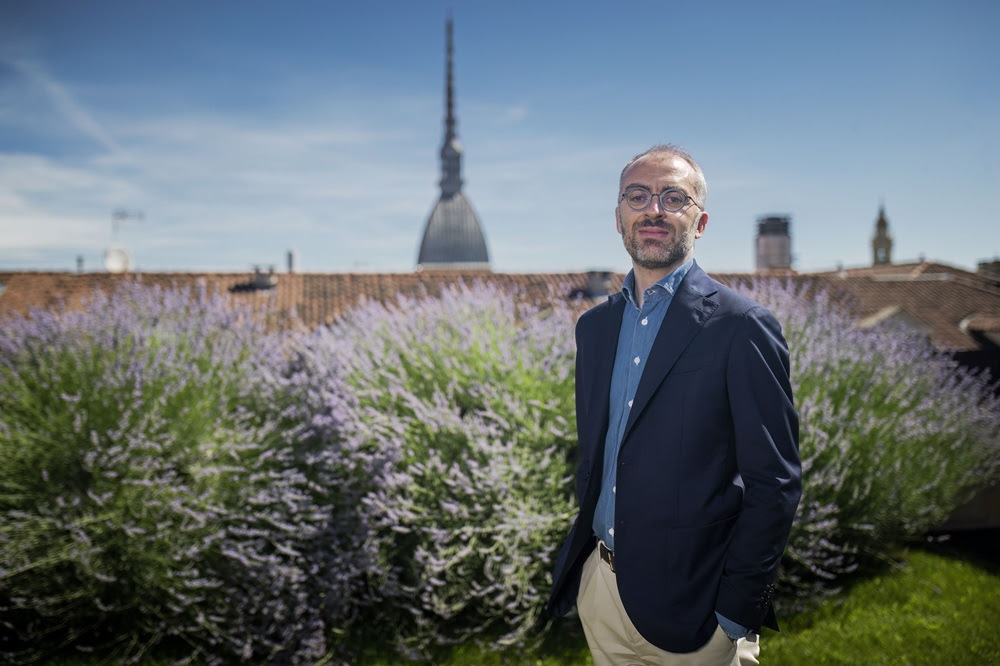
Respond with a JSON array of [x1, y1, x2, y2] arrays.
[[576, 547, 761, 666]]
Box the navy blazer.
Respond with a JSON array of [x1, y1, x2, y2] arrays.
[[547, 261, 801, 653]]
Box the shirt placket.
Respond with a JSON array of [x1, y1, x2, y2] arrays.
[[626, 289, 661, 408]]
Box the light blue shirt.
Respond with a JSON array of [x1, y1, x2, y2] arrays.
[[592, 259, 693, 549], [591, 259, 749, 640]]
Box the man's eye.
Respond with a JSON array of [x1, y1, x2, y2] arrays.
[[628, 192, 649, 204], [664, 194, 684, 206]]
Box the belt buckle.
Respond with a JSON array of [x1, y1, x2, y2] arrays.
[[599, 541, 615, 573]]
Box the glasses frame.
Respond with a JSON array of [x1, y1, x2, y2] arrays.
[[620, 187, 703, 213]]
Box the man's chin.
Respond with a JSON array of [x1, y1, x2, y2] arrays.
[[631, 248, 688, 271], [634, 259, 675, 270], [630, 251, 671, 268]]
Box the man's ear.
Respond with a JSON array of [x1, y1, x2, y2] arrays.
[[695, 211, 709, 238], [615, 207, 623, 235]]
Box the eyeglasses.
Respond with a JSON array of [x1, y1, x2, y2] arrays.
[[620, 187, 702, 213]]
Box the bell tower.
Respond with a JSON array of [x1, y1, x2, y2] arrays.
[[872, 206, 893, 265]]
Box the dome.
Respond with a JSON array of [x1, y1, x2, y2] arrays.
[[417, 191, 489, 269], [415, 18, 491, 272]]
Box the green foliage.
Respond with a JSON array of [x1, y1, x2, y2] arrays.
[[0, 292, 266, 660], [5, 279, 1000, 663], [0, 285, 347, 664], [740, 280, 1000, 608], [39, 549, 1000, 665], [324, 284, 579, 655]]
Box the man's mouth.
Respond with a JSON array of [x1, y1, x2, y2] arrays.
[[636, 224, 670, 237]]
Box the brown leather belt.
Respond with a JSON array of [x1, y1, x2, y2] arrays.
[[598, 540, 615, 573]]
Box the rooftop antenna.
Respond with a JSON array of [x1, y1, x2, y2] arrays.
[[111, 208, 144, 238]]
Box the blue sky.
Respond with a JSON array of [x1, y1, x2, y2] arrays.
[[1, 0, 997, 274]]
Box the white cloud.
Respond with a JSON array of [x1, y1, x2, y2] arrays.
[[4, 58, 126, 158], [0, 154, 142, 251]]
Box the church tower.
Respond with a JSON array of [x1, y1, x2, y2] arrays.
[[416, 18, 490, 271], [872, 205, 893, 265]]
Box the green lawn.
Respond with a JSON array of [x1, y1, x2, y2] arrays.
[[43, 548, 1000, 665], [760, 549, 1000, 665], [362, 548, 1000, 666]]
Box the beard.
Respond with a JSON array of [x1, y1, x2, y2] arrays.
[[622, 218, 695, 270]]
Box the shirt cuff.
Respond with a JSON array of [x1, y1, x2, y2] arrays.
[[715, 611, 749, 640]]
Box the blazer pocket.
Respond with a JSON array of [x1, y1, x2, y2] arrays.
[[670, 352, 716, 375], [665, 513, 739, 597]]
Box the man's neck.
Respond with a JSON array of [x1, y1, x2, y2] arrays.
[[631, 257, 691, 307]]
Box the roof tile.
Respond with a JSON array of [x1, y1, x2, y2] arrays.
[[3, 262, 999, 352]]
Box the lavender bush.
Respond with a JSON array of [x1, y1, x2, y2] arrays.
[[3, 276, 996, 662], [738, 279, 1000, 609], [289, 283, 578, 656], [0, 283, 368, 664]]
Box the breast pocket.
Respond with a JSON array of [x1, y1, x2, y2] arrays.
[[670, 352, 716, 375]]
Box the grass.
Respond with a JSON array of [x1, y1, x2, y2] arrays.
[[760, 548, 1000, 665], [361, 548, 1000, 665], [35, 548, 1000, 665]]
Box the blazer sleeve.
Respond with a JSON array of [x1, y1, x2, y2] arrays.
[[716, 304, 802, 630]]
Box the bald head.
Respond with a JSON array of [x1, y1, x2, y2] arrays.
[[619, 144, 707, 207]]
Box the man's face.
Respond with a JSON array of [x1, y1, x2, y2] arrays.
[[616, 154, 708, 272]]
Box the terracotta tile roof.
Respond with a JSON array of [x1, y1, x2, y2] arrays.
[[3, 261, 999, 353], [0, 270, 612, 330], [804, 262, 1000, 351]]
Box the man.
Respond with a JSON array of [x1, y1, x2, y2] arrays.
[[548, 145, 801, 665]]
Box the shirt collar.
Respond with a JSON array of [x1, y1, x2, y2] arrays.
[[621, 258, 695, 308]]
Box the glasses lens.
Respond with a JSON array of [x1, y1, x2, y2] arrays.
[[659, 189, 688, 212], [624, 188, 652, 210]]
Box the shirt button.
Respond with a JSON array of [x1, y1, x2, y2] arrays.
[[613, 485, 616, 493], [627, 399, 633, 408], [608, 528, 615, 536], [641, 317, 648, 326], [633, 357, 640, 365]]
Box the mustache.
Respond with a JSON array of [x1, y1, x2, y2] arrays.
[[635, 218, 670, 230]]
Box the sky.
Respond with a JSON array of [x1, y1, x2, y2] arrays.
[[1, 0, 997, 275]]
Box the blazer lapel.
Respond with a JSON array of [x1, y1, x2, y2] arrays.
[[582, 293, 626, 462], [621, 263, 719, 443]]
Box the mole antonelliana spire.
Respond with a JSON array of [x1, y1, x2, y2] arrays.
[[416, 17, 490, 271], [440, 16, 461, 197]]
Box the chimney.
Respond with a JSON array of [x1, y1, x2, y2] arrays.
[[586, 270, 612, 298], [251, 265, 278, 290], [76, 255, 84, 274], [287, 249, 296, 273], [978, 258, 1000, 280], [755, 215, 792, 271], [228, 266, 278, 293], [569, 270, 613, 300]]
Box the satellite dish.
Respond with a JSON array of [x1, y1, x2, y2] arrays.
[[103, 246, 132, 273]]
